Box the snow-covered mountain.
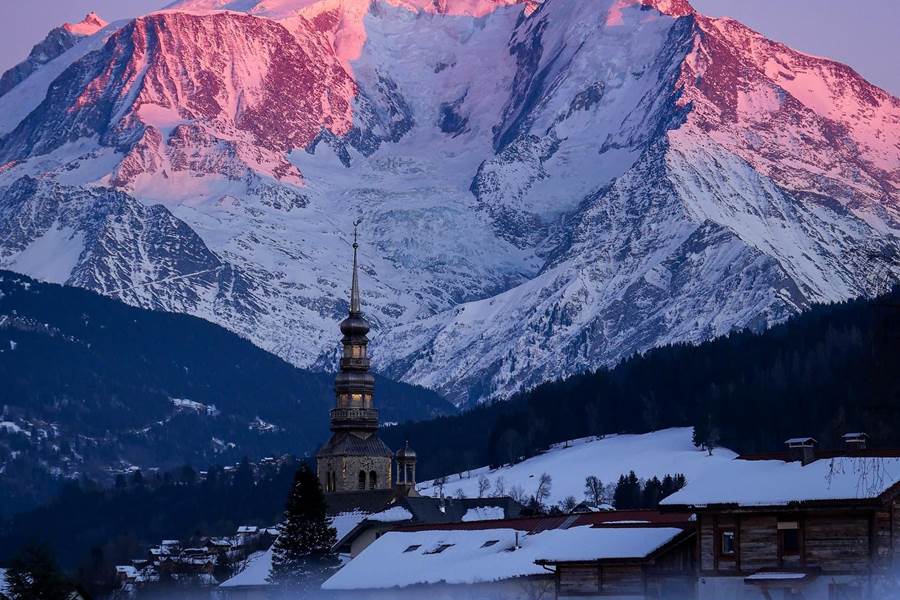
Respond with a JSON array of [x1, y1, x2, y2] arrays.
[[0, 0, 897, 405], [0, 12, 108, 98]]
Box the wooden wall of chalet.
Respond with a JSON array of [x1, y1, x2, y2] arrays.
[[558, 563, 643, 597], [698, 499, 900, 575], [556, 538, 695, 598]]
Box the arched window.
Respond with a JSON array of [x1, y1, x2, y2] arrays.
[[369, 470, 378, 490], [328, 471, 336, 492], [405, 464, 414, 484], [358, 470, 366, 490]]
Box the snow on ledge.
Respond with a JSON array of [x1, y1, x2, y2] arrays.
[[462, 506, 505, 522], [368, 506, 413, 523]]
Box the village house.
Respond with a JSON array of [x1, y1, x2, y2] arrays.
[[660, 436, 900, 600], [322, 510, 693, 600]]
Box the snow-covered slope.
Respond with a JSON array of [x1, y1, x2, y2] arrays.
[[0, 0, 897, 404], [418, 428, 737, 505]]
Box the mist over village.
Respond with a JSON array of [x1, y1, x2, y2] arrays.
[[0, 0, 898, 599]]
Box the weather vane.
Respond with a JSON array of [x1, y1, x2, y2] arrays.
[[353, 218, 362, 248]]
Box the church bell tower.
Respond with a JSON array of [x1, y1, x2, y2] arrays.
[[316, 222, 392, 494]]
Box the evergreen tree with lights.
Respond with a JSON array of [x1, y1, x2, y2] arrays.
[[268, 464, 338, 589]]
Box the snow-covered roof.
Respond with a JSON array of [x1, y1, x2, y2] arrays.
[[462, 506, 505, 522], [661, 456, 900, 508], [0, 569, 8, 597], [322, 526, 684, 590], [332, 511, 370, 542], [418, 428, 736, 505], [368, 506, 413, 523], [236, 526, 258, 534], [785, 437, 816, 446], [115, 565, 138, 577], [219, 549, 272, 588]]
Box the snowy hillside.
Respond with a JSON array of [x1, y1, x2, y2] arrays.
[[0, 0, 897, 404], [418, 428, 737, 505]]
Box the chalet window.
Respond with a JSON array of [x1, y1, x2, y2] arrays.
[[781, 528, 801, 556], [719, 529, 736, 556], [778, 521, 801, 559]]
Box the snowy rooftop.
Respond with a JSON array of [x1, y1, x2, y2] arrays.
[[322, 526, 684, 590], [661, 455, 900, 507], [0, 569, 8, 596], [219, 549, 272, 588], [332, 511, 370, 542], [418, 428, 736, 504]]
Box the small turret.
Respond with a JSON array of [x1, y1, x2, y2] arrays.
[[395, 441, 418, 497]]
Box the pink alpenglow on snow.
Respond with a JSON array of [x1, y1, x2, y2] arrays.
[[0, 0, 897, 408], [62, 12, 109, 37]]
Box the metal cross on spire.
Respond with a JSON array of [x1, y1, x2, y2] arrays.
[[350, 218, 362, 314]]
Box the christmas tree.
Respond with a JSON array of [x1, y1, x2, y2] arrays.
[[268, 464, 338, 589]]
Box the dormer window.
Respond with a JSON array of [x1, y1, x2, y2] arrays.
[[426, 544, 454, 554], [403, 545, 421, 553]]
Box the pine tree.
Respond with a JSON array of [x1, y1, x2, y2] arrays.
[[613, 471, 641, 509], [641, 476, 663, 508], [268, 464, 338, 589]]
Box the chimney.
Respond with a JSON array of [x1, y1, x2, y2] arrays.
[[842, 432, 869, 451], [785, 437, 818, 465]]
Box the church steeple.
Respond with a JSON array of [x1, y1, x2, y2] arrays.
[[316, 222, 393, 495], [350, 222, 361, 314], [332, 220, 377, 432]]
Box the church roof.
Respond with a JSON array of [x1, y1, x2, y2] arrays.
[[317, 431, 393, 458]]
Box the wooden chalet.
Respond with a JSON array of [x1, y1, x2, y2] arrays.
[[535, 521, 696, 600], [661, 437, 900, 600]]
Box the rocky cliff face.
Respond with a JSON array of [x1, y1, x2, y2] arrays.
[[0, 0, 897, 405]]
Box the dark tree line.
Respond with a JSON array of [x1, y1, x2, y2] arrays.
[[0, 457, 303, 589], [383, 286, 900, 480], [612, 472, 686, 509]]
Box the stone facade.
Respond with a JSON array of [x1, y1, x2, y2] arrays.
[[317, 452, 392, 494]]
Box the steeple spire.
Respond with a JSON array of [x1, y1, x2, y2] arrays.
[[350, 219, 361, 314]]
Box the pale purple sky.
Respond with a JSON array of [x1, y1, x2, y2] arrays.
[[0, 0, 898, 95]]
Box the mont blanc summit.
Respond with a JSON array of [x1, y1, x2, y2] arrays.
[[0, 0, 898, 404]]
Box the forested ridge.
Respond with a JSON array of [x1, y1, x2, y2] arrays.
[[383, 286, 900, 480], [0, 271, 452, 516]]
